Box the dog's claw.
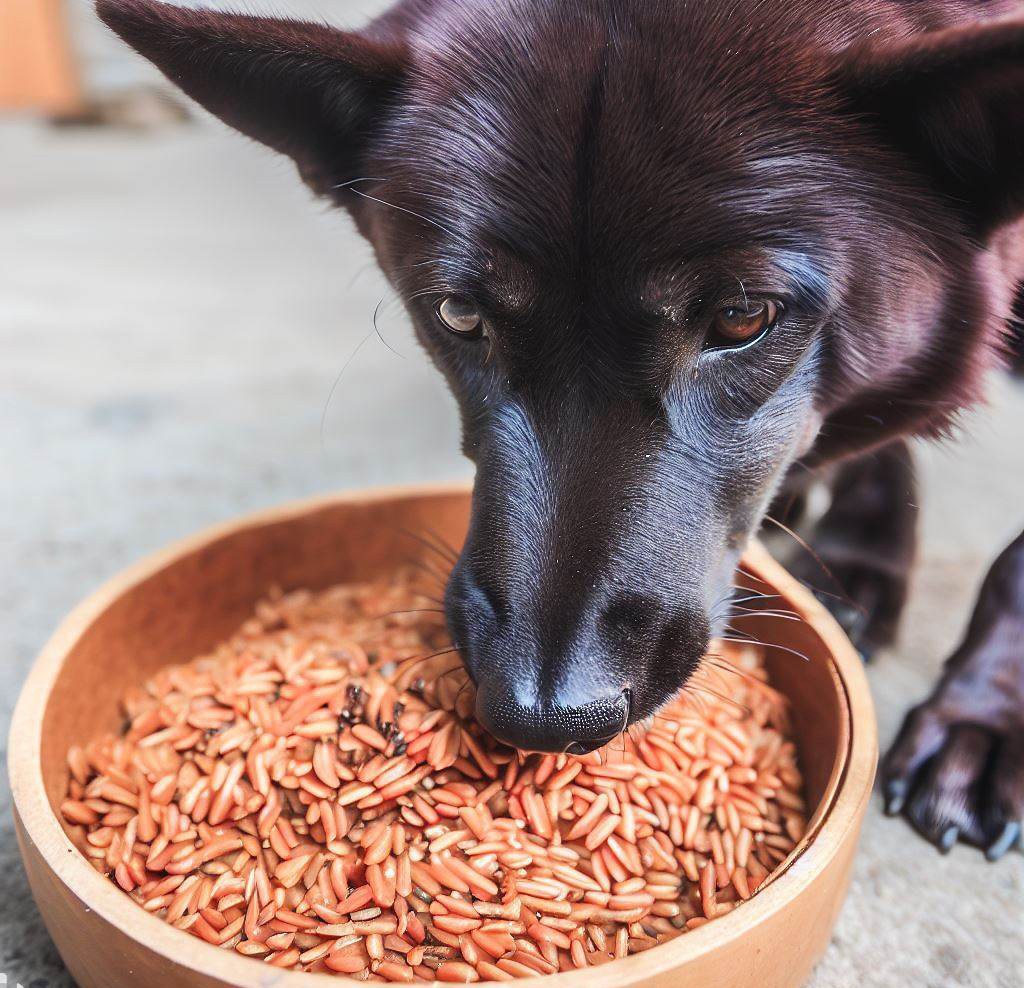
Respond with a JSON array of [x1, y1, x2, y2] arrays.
[[984, 821, 1021, 862], [828, 599, 865, 638], [938, 825, 959, 854], [883, 779, 907, 817]]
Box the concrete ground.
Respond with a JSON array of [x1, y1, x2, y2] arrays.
[[2, 116, 1022, 988]]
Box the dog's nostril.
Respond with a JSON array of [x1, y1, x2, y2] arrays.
[[479, 584, 507, 623], [445, 563, 507, 631], [564, 688, 631, 755], [565, 738, 602, 756], [564, 732, 615, 756], [476, 687, 631, 754]]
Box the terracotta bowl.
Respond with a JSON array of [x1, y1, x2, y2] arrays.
[[9, 484, 876, 988]]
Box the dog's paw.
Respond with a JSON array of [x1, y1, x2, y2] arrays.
[[790, 552, 909, 661], [882, 673, 1024, 861]]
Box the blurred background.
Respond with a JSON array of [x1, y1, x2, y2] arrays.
[[1, 2, 1021, 986]]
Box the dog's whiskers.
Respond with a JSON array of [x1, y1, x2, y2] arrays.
[[729, 608, 805, 623], [702, 654, 769, 687], [319, 327, 376, 455], [762, 513, 842, 585], [369, 607, 446, 621], [372, 296, 406, 360], [733, 565, 774, 589], [719, 635, 811, 663], [398, 527, 459, 566], [730, 591, 783, 605], [685, 672, 752, 715], [419, 525, 461, 564], [402, 555, 451, 592], [337, 185, 455, 238]]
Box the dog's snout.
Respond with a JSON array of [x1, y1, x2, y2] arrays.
[[475, 686, 631, 754], [601, 593, 662, 635], [447, 542, 710, 755], [448, 562, 635, 752]]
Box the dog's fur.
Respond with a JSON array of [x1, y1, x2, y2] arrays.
[[97, 0, 1024, 856]]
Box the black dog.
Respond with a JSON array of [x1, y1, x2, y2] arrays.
[[96, 0, 1024, 859]]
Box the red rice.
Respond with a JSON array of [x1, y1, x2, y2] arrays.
[[61, 569, 806, 980]]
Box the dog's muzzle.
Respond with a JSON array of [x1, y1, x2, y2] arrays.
[[473, 686, 631, 754]]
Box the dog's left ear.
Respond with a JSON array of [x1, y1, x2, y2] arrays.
[[96, 0, 406, 198], [833, 18, 1024, 234]]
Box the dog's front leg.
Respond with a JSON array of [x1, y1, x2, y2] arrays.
[[882, 529, 1024, 860], [787, 440, 918, 660]]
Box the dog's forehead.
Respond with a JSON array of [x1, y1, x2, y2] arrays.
[[392, 0, 837, 301]]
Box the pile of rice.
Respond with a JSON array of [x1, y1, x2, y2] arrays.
[[61, 569, 806, 982]]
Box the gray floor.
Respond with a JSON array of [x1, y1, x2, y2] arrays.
[[2, 117, 1022, 987]]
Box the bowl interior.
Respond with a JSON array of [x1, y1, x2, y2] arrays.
[[38, 488, 846, 845], [39, 489, 474, 810], [14, 485, 873, 988]]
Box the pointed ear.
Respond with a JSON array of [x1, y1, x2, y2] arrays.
[[833, 17, 1024, 234], [96, 0, 406, 197]]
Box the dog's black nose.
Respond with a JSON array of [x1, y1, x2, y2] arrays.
[[474, 686, 631, 754]]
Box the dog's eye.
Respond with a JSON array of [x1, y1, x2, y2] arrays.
[[436, 296, 484, 338], [707, 300, 781, 350]]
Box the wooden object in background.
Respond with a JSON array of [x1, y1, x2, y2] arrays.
[[9, 483, 877, 988], [0, 0, 84, 115]]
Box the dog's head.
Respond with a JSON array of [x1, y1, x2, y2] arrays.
[[99, 0, 1024, 751]]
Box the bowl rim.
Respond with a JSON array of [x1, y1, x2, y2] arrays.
[[9, 483, 878, 988]]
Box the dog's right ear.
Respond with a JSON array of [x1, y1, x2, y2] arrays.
[[831, 17, 1024, 236], [96, 0, 406, 197]]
